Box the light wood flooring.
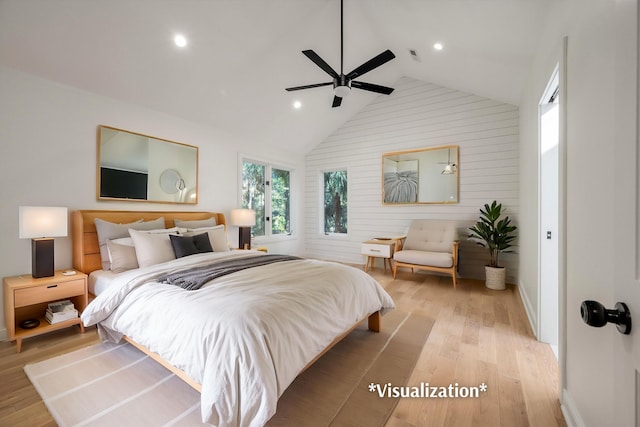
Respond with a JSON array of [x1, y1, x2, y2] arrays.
[[0, 266, 566, 427]]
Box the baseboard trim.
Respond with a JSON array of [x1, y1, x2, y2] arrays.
[[561, 388, 586, 427], [517, 280, 538, 339], [0, 328, 7, 342]]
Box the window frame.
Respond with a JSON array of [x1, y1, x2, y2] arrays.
[[239, 155, 295, 243]]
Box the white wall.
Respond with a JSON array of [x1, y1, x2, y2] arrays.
[[305, 77, 520, 282], [0, 66, 305, 337], [519, 0, 622, 425]]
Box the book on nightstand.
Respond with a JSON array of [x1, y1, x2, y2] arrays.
[[46, 300, 78, 324]]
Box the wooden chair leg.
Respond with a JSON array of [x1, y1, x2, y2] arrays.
[[392, 261, 398, 279]]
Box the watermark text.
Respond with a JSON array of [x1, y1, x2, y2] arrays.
[[368, 382, 488, 398]]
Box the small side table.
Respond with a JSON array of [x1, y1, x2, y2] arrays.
[[361, 237, 405, 272], [3, 270, 88, 352], [234, 246, 268, 253]]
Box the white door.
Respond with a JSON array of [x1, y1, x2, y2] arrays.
[[570, 2, 639, 425], [611, 1, 639, 424]]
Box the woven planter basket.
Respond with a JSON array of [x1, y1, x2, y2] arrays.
[[485, 266, 506, 290]]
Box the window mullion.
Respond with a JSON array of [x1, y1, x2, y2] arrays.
[[264, 165, 273, 238]]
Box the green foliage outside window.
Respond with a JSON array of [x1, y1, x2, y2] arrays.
[[324, 170, 347, 234], [242, 162, 265, 236], [242, 161, 290, 237], [271, 168, 290, 235]]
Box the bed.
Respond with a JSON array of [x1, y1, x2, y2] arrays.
[[72, 210, 395, 426]]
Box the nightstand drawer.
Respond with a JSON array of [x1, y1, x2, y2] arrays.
[[14, 279, 85, 308], [361, 243, 393, 258]]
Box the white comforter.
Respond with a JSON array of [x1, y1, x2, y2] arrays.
[[81, 251, 395, 426]]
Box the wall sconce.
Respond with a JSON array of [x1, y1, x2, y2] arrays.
[[230, 209, 256, 250], [19, 206, 68, 278]]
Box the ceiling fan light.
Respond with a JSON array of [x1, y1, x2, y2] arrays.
[[442, 164, 457, 175], [334, 85, 351, 98], [174, 34, 187, 48]]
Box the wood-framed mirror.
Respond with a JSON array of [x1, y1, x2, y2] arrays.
[[382, 145, 459, 204], [97, 125, 198, 204]]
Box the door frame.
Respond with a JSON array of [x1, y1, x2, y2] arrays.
[[557, 36, 568, 396], [538, 65, 560, 352], [538, 37, 568, 393]]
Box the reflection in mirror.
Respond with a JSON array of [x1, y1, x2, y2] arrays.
[[97, 126, 198, 204], [382, 145, 459, 204]]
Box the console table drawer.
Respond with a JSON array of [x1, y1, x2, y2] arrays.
[[14, 279, 85, 307], [361, 243, 393, 258]]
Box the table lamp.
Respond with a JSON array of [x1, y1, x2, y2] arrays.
[[230, 208, 256, 250], [19, 206, 68, 278]]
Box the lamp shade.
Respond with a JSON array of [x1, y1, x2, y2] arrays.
[[230, 209, 256, 227], [19, 206, 68, 239]]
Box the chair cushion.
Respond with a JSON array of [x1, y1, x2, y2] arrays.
[[394, 249, 453, 268], [403, 220, 457, 253]]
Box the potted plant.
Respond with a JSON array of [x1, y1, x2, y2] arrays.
[[468, 200, 517, 290]]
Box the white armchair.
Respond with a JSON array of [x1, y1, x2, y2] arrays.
[[392, 220, 459, 288]]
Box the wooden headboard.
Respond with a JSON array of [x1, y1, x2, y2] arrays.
[[71, 210, 227, 274]]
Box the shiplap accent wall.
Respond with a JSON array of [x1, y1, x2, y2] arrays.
[[304, 77, 520, 283]]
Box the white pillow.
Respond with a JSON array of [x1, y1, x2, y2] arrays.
[[94, 217, 165, 270], [111, 237, 134, 246], [174, 217, 217, 229], [148, 227, 180, 234], [106, 239, 139, 273], [185, 225, 229, 252], [128, 228, 179, 268]]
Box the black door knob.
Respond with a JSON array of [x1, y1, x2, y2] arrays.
[[580, 300, 632, 335]]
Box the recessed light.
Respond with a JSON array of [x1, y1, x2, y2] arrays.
[[293, 100, 302, 109], [433, 42, 444, 51], [174, 34, 187, 48]]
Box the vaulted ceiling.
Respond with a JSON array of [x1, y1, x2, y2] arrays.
[[0, 0, 552, 154]]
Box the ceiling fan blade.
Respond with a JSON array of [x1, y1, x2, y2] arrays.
[[351, 80, 394, 95], [332, 96, 343, 108], [346, 49, 396, 80], [302, 50, 340, 78], [285, 82, 333, 91]]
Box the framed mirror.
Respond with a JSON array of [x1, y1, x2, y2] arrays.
[[382, 145, 458, 204], [97, 125, 198, 204]]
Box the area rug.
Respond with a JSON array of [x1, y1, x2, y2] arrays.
[[24, 309, 433, 426]]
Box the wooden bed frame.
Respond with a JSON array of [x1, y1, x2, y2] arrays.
[[71, 209, 381, 392]]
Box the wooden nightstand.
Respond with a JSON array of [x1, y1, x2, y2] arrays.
[[234, 246, 268, 253], [361, 236, 406, 272], [3, 270, 88, 352]]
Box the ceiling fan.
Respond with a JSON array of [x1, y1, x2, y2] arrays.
[[285, 0, 395, 107], [439, 147, 458, 175]]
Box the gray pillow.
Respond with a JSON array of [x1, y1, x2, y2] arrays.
[[174, 217, 217, 229], [95, 217, 165, 270]]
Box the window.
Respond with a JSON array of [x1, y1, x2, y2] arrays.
[[323, 169, 348, 234], [270, 168, 291, 235], [241, 159, 291, 238]]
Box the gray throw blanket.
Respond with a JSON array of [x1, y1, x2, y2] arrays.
[[159, 254, 302, 290]]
